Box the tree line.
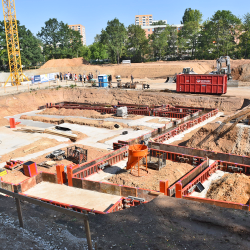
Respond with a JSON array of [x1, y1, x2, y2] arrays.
[[0, 8, 250, 69]]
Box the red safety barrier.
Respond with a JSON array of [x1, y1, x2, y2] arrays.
[[154, 109, 218, 143], [182, 161, 218, 196], [175, 182, 182, 198], [73, 149, 128, 179], [160, 180, 168, 195]]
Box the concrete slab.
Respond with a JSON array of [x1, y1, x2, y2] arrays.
[[24, 182, 122, 212], [59, 123, 151, 150]]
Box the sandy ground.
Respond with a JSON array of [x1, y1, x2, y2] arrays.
[[206, 173, 250, 204], [107, 159, 194, 191]]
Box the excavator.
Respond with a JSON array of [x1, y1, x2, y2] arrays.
[[209, 56, 238, 86], [209, 56, 232, 80]]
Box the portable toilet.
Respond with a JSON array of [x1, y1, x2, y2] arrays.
[[98, 75, 108, 87]]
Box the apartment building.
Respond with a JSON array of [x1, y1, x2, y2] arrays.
[[135, 15, 153, 26], [68, 24, 86, 45]]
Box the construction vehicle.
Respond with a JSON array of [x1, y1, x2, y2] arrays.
[[210, 56, 232, 79], [209, 56, 238, 87], [46, 150, 66, 161], [166, 67, 197, 83]]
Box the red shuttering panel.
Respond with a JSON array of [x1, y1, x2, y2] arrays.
[[176, 74, 227, 94]]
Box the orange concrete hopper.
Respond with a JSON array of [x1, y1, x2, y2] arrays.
[[126, 144, 148, 176]]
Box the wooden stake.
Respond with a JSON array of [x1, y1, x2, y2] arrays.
[[15, 197, 24, 228], [84, 211, 93, 250]]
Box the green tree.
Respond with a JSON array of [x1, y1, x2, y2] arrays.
[[89, 42, 108, 60], [100, 18, 127, 64], [209, 10, 241, 57], [149, 27, 170, 60], [126, 24, 149, 62], [238, 13, 250, 58], [181, 8, 203, 24], [178, 8, 203, 58], [151, 20, 167, 26], [37, 18, 83, 60], [165, 26, 178, 58], [0, 21, 43, 69], [78, 45, 91, 61]]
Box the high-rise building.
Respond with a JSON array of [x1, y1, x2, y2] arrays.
[[68, 24, 86, 45], [135, 15, 153, 26]]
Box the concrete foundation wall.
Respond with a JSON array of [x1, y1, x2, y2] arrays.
[[149, 142, 250, 165], [72, 178, 157, 202]]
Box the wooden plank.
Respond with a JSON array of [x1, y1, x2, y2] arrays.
[[44, 129, 77, 140]]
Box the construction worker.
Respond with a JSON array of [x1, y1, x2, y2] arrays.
[[108, 74, 112, 88], [131, 74, 134, 83]]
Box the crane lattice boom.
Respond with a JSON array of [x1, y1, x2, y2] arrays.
[[2, 0, 28, 85]]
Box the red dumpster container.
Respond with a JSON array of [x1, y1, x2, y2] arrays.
[[176, 74, 227, 94]]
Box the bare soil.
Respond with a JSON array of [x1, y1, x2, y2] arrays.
[[2, 144, 109, 184], [206, 173, 250, 204], [185, 123, 250, 155], [40, 58, 250, 79], [107, 159, 194, 191], [1, 192, 250, 249], [39, 107, 143, 120], [0, 88, 244, 127], [232, 63, 250, 82]]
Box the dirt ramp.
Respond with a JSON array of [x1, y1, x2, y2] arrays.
[[206, 173, 250, 204]]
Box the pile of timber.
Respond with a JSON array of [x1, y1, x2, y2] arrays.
[[15, 128, 77, 141]]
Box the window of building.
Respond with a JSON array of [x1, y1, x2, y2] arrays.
[[148, 29, 150, 31]]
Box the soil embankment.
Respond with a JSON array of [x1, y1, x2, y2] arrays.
[[39, 58, 250, 79], [232, 63, 250, 82], [0, 88, 244, 126], [186, 123, 250, 155], [206, 173, 250, 204]]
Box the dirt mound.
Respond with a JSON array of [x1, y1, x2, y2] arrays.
[[108, 159, 194, 191], [186, 123, 250, 155], [206, 173, 250, 204], [232, 63, 250, 82], [41, 58, 89, 69], [39, 108, 143, 120]]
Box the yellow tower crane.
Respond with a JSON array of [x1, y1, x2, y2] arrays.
[[2, 0, 29, 86]]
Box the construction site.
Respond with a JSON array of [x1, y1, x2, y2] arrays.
[[0, 1, 250, 249], [1, 57, 250, 249]]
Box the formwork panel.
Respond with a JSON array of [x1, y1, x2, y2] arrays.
[[99, 182, 121, 196]]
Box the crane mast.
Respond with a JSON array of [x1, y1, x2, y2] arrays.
[[2, 0, 28, 85]]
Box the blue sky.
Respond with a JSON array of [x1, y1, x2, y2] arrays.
[[14, 0, 248, 45]]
